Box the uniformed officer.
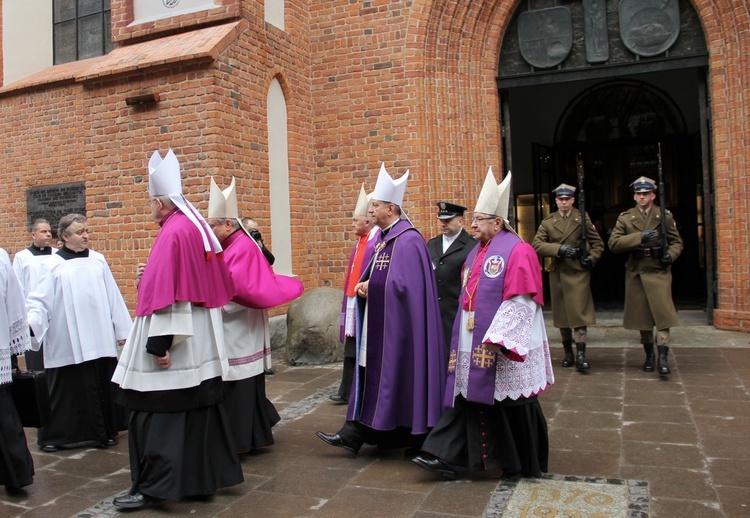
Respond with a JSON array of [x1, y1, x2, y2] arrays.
[[427, 201, 476, 356], [532, 184, 604, 371], [608, 176, 683, 376]]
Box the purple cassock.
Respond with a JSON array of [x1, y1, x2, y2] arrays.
[[347, 219, 447, 435]]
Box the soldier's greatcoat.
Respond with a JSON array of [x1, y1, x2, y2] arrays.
[[532, 208, 604, 329], [608, 206, 683, 331], [427, 228, 476, 353]]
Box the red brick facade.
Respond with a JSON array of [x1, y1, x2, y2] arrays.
[[0, 1, 748, 331]]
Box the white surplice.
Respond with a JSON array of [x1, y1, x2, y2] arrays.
[[26, 251, 132, 369]]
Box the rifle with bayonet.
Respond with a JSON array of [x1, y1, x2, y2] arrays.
[[657, 143, 671, 265], [576, 153, 591, 268]]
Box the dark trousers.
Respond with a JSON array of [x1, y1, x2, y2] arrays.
[[338, 420, 427, 451], [336, 337, 357, 401]]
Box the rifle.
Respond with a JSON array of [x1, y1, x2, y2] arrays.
[[576, 153, 588, 265], [657, 143, 668, 256]]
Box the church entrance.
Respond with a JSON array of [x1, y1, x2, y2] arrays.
[[496, 0, 713, 321]]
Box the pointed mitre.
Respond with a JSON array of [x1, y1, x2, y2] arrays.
[[496, 171, 512, 221], [474, 168, 512, 219], [146, 149, 223, 255], [208, 177, 239, 219], [370, 163, 409, 206], [474, 167, 500, 216], [353, 184, 372, 217], [148, 149, 182, 196]]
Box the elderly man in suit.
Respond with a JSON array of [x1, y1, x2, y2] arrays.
[[427, 202, 476, 356], [533, 184, 604, 371]]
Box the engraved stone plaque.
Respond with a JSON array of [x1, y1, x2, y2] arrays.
[[619, 0, 680, 57], [26, 183, 86, 233], [518, 6, 573, 69], [583, 0, 609, 63]]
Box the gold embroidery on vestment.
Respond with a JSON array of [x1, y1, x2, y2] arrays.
[[472, 346, 496, 368]]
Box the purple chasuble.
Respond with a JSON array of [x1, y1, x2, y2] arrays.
[[445, 231, 522, 406], [136, 210, 236, 316], [347, 219, 446, 434]]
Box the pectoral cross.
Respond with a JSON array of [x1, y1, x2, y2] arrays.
[[374, 253, 391, 271]]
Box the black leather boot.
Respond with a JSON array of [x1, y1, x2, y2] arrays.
[[562, 340, 574, 367], [657, 345, 671, 375], [643, 343, 655, 372], [575, 342, 590, 371]]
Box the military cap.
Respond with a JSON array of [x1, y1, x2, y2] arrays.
[[631, 176, 657, 192], [552, 183, 576, 198], [436, 201, 467, 219]]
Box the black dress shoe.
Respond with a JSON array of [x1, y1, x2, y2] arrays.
[[40, 445, 58, 453], [113, 492, 165, 510], [328, 394, 347, 403], [101, 438, 118, 447], [412, 454, 458, 480], [264, 367, 275, 375], [315, 431, 359, 455]]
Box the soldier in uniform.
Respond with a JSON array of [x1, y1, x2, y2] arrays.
[[427, 202, 476, 356], [608, 176, 683, 376], [532, 184, 604, 371]]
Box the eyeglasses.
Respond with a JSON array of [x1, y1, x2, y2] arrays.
[[471, 216, 496, 223]]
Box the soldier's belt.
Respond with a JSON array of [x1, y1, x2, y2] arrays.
[[631, 247, 662, 260]]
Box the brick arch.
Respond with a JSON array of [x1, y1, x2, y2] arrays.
[[402, 0, 518, 217], [403, 0, 750, 328]]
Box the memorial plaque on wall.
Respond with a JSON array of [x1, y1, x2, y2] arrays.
[[26, 183, 86, 234]]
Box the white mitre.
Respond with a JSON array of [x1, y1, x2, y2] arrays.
[[370, 163, 409, 206], [208, 177, 239, 219], [148, 149, 222, 255], [353, 184, 372, 217], [474, 167, 513, 220]]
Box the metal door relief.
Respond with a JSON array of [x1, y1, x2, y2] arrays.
[[518, 7, 573, 69], [583, 0, 609, 63], [619, 0, 680, 57]]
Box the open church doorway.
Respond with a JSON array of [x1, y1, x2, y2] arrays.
[[497, 0, 714, 322]]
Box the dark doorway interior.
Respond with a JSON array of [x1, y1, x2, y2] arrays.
[[505, 71, 708, 313]]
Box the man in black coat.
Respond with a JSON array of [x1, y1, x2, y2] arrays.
[[427, 202, 476, 356]]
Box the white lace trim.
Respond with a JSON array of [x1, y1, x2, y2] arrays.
[[453, 296, 554, 401]]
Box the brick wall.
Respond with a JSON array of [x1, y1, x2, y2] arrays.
[[0, 0, 748, 331]]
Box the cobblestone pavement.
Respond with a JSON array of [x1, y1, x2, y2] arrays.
[[0, 311, 748, 517]]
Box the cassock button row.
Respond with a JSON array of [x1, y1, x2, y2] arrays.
[[482, 454, 488, 458], [482, 443, 487, 447]]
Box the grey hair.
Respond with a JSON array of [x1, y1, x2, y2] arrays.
[[153, 195, 176, 209], [58, 213, 87, 241], [215, 218, 241, 230]]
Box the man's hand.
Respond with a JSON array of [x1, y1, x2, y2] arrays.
[[355, 280, 369, 298], [137, 262, 147, 281], [155, 351, 172, 370], [580, 257, 593, 269], [641, 230, 659, 243], [660, 254, 672, 266]]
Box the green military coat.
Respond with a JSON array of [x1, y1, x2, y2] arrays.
[[608, 206, 683, 331], [532, 208, 604, 329]]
